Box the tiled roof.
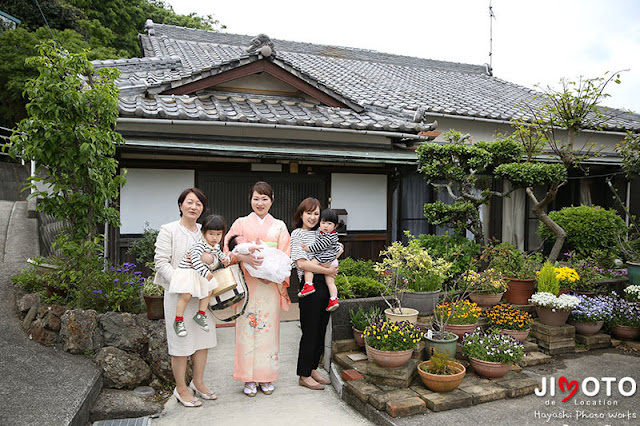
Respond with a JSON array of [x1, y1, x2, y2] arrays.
[[96, 21, 640, 133]]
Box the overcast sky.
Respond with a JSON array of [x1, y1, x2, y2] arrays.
[[165, 0, 640, 114]]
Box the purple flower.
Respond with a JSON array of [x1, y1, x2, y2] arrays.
[[113, 279, 119, 284]]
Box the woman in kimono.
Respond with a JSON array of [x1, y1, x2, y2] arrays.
[[224, 181, 291, 397]]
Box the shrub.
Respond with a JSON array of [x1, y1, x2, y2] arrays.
[[537, 262, 560, 295], [539, 206, 626, 254], [335, 274, 388, 299], [338, 257, 378, 279], [480, 242, 541, 280], [127, 223, 159, 267], [349, 306, 383, 331], [416, 233, 482, 284]]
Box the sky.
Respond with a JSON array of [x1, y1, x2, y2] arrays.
[[165, 0, 640, 114]]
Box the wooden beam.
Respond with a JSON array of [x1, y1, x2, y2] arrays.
[[161, 59, 350, 109]]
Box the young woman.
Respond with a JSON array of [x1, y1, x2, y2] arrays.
[[224, 181, 291, 397], [154, 188, 218, 407], [290, 198, 340, 390]]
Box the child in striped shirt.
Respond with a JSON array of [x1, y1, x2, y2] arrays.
[[168, 215, 230, 337], [300, 209, 341, 311]]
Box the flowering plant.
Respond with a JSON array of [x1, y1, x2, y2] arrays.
[[624, 285, 640, 302], [569, 295, 614, 323], [363, 319, 423, 351], [529, 292, 580, 311], [554, 266, 580, 286], [87, 262, 146, 313], [607, 295, 640, 327], [462, 268, 508, 294], [461, 328, 525, 363], [435, 299, 482, 325], [485, 303, 533, 330], [375, 233, 451, 312]]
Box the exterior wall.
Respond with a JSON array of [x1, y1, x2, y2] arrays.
[[119, 168, 195, 234]]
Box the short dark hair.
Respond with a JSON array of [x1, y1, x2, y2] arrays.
[[250, 181, 274, 200], [320, 208, 338, 225], [227, 235, 239, 252], [177, 187, 207, 217], [201, 215, 226, 234], [292, 197, 322, 229]]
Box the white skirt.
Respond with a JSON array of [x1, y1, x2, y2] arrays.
[[168, 268, 218, 299]]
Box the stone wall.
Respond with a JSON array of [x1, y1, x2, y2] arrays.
[[16, 290, 175, 390]]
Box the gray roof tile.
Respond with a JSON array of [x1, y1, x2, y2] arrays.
[[104, 21, 640, 133]]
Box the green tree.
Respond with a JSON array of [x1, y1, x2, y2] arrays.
[[494, 73, 622, 261], [0, 0, 224, 127], [3, 42, 126, 243], [416, 130, 523, 245]]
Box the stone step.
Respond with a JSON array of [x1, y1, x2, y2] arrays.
[[518, 351, 553, 367]]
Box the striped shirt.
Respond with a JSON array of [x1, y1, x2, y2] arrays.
[[290, 228, 317, 280], [306, 231, 340, 264], [178, 241, 230, 278]]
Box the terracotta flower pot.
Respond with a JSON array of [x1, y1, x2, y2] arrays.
[[571, 320, 604, 336], [444, 322, 478, 342], [143, 295, 165, 320], [384, 307, 419, 325], [352, 326, 365, 347], [503, 278, 535, 305], [469, 357, 511, 379], [610, 325, 640, 341], [498, 328, 530, 342], [535, 306, 570, 326], [469, 292, 504, 308], [418, 360, 466, 392], [365, 344, 413, 369]]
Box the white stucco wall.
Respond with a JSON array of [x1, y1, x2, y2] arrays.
[[120, 168, 195, 234], [330, 173, 387, 231]]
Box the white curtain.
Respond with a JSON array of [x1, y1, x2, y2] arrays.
[[502, 181, 526, 250], [580, 179, 592, 206]]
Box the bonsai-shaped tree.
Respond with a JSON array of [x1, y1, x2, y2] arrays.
[[416, 130, 523, 245], [3, 42, 126, 253], [494, 72, 624, 261]]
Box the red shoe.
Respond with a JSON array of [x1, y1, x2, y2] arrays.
[[298, 282, 316, 298], [326, 298, 339, 312]]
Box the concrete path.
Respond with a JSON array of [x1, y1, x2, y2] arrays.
[[0, 200, 101, 426], [151, 321, 373, 426]]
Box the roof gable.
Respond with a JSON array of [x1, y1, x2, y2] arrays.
[[157, 56, 362, 111]]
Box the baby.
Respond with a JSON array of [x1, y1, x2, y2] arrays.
[[227, 235, 292, 284]]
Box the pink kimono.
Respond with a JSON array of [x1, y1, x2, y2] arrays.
[[225, 213, 291, 382]]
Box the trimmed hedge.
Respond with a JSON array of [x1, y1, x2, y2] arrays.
[[538, 205, 625, 253]]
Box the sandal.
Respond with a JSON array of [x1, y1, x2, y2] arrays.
[[243, 382, 257, 397], [259, 382, 274, 395]]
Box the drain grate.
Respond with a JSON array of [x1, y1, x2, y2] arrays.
[[92, 418, 150, 426]]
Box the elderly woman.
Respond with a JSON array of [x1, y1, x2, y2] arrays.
[[154, 187, 217, 407], [290, 197, 340, 390], [224, 181, 291, 397]]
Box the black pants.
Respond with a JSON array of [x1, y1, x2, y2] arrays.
[[296, 274, 330, 377]]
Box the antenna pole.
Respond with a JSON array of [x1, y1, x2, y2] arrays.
[[489, 0, 494, 70]]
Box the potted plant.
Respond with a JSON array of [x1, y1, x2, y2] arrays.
[[398, 233, 452, 315], [529, 292, 581, 326], [362, 318, 423, 368], [349, 306, 383, 347], [624, 285, 640, 307], [461, 328, 525, 379], [435, 299, 482, 341], [607, 294, 640, 340], [464, 268, 508, 307], [554, 265, 581, 294], [481, 243, 541, 305], [485, 303, 533, 342], [142, 264, 164, 320], [375, 238, 450, 324], [569, 295, 613, 336], [417, 349, 466, 393]]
